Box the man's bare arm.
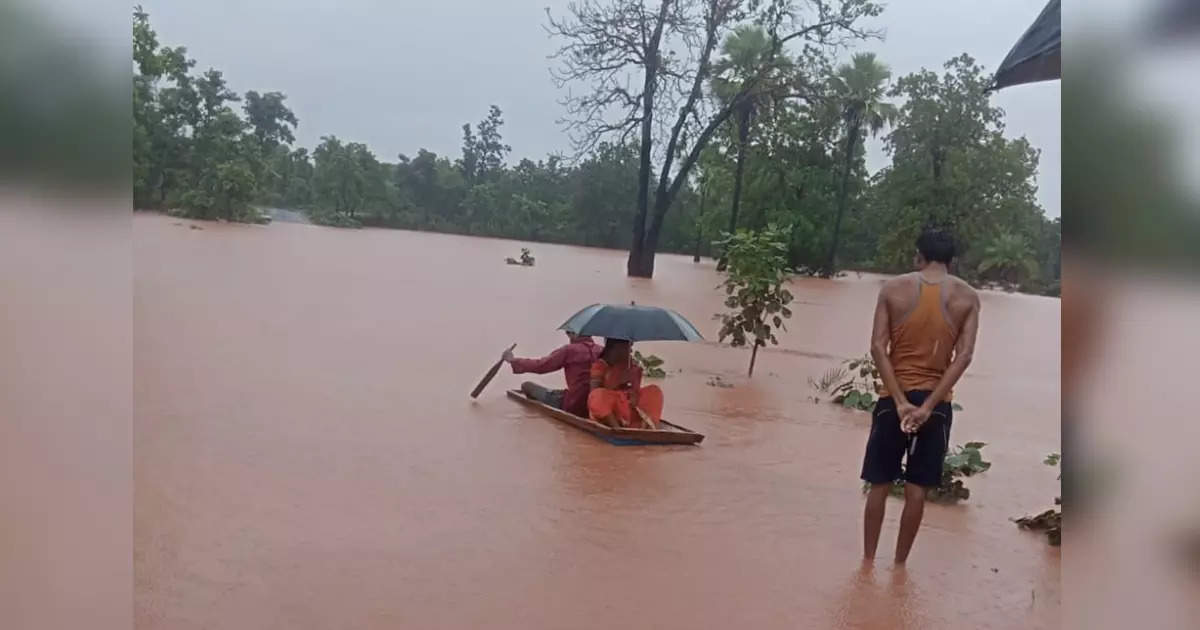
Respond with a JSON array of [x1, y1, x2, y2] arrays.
[[921, 292, 981, 412], [870, 286, 907, 404]]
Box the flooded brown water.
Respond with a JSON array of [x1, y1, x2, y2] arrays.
[[134, 213, 1060, 629]]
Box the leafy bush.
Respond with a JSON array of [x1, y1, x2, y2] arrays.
[[865, 442, 991, 504], [633, 351, 666, 378], [505, 247, 536, 266], [811, 354, 964, 413], [831, 355, 882, 410], [714, 226, 794, 377], [808, 354, 881, 411], [1015, 452, 1062, 545], [1015, 508, 1062, 546]]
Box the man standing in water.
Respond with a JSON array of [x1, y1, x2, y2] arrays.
[[861, 229, 981, 564], [503, 330, 601, 418]]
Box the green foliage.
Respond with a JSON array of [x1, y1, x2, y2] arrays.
[[243, 90, 298, 149], [310, 135, 386, 222], [826, 52, 897, 274], [1015, 451, 1062, 546], [505, 248, 536, 266], [307, 207, 362, 228], [132, 7, 291, 222], [1014, 509, 1061, 546], [808, 355, 878, 410], [547, 0, 883, 277], [633, 351, 666, 379], [812, 354, 967, 413], [808, 366, 848, 398], [710, 25, 797, 235], [714, 226, 795, 376], [865, 442, 991, 504], [846, 55, 1059, 294], [978, 231, 1040, 288], [130, 8, 1058, 293]]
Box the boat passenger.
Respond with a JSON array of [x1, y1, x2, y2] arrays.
[[587, 338, 664, 429]]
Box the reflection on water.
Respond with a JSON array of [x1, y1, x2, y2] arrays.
[[135, 215, 1060, 629]]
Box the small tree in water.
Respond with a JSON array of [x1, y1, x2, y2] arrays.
[[715, 226, 794, 377]]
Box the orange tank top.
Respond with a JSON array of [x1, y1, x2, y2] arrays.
[[885, 277, 958, 400]]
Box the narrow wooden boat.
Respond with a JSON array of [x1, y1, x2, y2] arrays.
[[506, 389, 704, 446]]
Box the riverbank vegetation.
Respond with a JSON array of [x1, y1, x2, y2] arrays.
[[132, 4, 1058, 294], [715, 226, 795, 377], [1015, 452, 1062, 545]]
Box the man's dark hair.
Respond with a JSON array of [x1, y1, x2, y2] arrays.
[[916, 229, 956, 264]]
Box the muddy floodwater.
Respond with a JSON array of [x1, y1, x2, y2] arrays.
[[134, 213, 1060, 629]]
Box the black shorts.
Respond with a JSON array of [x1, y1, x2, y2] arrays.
[[860, 391, 953, 488]]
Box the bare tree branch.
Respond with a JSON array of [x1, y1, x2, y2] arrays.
[[546, 0, 885, 275]]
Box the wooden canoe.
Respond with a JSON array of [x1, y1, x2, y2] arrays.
[[506, 389, 704, 446]]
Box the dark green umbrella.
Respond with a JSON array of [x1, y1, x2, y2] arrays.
[[989, 0, 1060, 92], [559, 303, 704, 342]]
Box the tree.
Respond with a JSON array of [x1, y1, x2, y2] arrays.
[[571, 142, 640, 247], [547, 0, 882, 278], [459, 124, 479, 182], [311, 136, 386, 225], [130, 6, 1062, 294], [460, 104, 512, 183], [710, 25, 794, 236], [133, 6, 198, 208], [475, 105, 511, 180], [825, 52, 895, 275], [978, 231, 1038, 287], [715, 226, 794, 376], [243, 91, 298, 149], [862, 54, 1048, 278]]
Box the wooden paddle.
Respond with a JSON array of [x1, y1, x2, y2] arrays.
[[470, 344, 516, 399]]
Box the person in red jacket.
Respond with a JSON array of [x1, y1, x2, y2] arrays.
[[503, 331, 601, 417]]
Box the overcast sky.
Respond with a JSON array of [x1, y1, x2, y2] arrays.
[[142, 0, 1061, 217]]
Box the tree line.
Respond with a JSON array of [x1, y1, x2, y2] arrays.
[[132, 3, 1059, 295]]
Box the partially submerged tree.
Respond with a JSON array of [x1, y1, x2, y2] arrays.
[[825, 52, 895, 275], [715, 225, 794, 376], [978, 231, 1039, 287], [310, 135, 385, 225], [546, 0, 882, 278], [711, 24, 795, 236]]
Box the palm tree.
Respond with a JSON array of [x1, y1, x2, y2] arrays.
[[710, 26, 793, 239], [825, 53, 897, 275], [978, 231, 1039, 287]]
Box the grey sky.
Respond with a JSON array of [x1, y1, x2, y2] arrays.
[[143, 0, 1061, 217]]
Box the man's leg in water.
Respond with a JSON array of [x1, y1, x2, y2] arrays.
[[861, 396, 906, 560], [895, 482, 927, 563], [863, 483, 892, 560], [894, 400, 951, 563]]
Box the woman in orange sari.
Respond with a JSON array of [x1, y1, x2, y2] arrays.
[[587, 338, 664, 429]]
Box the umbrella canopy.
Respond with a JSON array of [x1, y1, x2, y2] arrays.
[[560, 303, 704, 342], [990, 0, 1060, 91]]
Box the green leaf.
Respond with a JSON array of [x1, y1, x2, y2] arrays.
[[963, 441, 986, 450], [951, 403, 964, 412]]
